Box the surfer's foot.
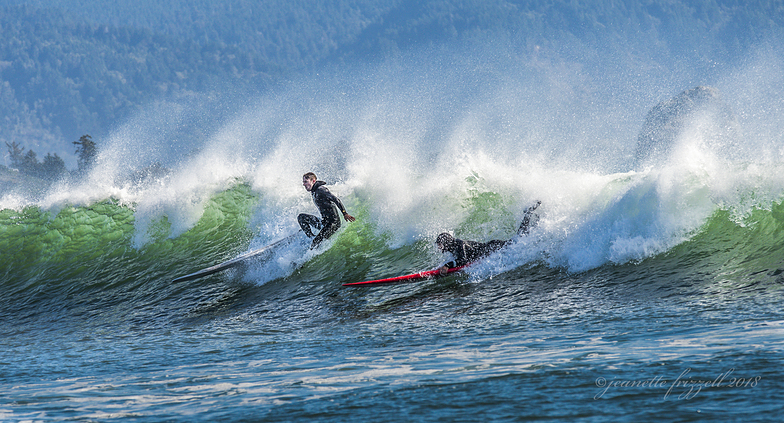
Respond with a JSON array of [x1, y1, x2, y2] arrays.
[[528, 200, 541, 212], [518, 201, 541, 236]]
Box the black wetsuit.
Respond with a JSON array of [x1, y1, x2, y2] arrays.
[[298, 181, 349, 248], [441, 201, 541, 269], [442, 238, 509, 269]]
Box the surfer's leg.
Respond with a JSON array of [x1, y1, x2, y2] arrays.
[[310, 219, 341, 249], [477, 240, 510, 259], [518, 201, 541, 236], [298, 213, 322, 238], [487, 240, 508, 252]]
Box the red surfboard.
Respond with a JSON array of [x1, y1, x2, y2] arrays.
[[342, 264, 468, 287]]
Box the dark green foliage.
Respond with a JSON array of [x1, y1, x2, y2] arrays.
[[5, 140, 67, 180], [41, 153, 67, 179], [5, 141, 24, 169], [0, 4, 280, 153], [73, 134, 97, 174]]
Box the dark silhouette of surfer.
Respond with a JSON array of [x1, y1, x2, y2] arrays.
[[436, 201, 540, 274], [298, 172, 355, 249]]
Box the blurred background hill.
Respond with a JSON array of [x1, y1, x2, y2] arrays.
[[1, 0, 782, 169]]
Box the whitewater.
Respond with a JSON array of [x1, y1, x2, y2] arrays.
[[2, 41, 784, 421]]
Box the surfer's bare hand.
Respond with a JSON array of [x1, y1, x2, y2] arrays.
[[344, 213, 356, 222], [439, 265, 448, 275]]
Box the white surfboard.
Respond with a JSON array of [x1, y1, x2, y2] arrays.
[[172, 232, 300, 283]]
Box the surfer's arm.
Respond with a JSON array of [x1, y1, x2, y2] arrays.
[[438, 260, 457, 275], [437, 242, 467, 273], [323, 188, 355, 222], [453, 243, 470, 267]]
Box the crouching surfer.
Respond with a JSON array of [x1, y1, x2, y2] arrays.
[[436, 201, 540, 275], [298, 172, 356, 249]]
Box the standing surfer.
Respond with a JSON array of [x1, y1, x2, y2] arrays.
[[298, 172, 356, 249], [436, 201, 540, 274]]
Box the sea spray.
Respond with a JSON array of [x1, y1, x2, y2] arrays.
[[2, 41, 783, 281]]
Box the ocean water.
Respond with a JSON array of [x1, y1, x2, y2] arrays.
[[2, 42, 784, 422]]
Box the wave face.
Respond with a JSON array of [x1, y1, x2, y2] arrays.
[[4, 42, 784, 286], [4, 171, 784, 307], [2, 40, 784, 422]]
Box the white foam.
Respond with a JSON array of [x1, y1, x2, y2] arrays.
[[4, 40, 783, 273]]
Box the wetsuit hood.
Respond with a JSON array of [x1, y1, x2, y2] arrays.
[[436, 233, 458, 251], [310, 180, 327, 191], [436, 233, 454, 245]]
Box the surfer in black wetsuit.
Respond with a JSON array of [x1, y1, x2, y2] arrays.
[[298, 172, 355, 249], [436, 201, 540, 274]]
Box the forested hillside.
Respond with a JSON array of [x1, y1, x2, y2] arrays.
[[1, 0, 782, 169]]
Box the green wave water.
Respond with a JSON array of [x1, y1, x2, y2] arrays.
[[0, 184, 259, 321], [3, 179, 783, 317]]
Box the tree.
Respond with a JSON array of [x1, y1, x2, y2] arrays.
[[21, 150, 38, 175], [41, 153, 67, 180], [73, 134, 97, 174], [5, 141, 25, 169], [3, 140, 67, 180]]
